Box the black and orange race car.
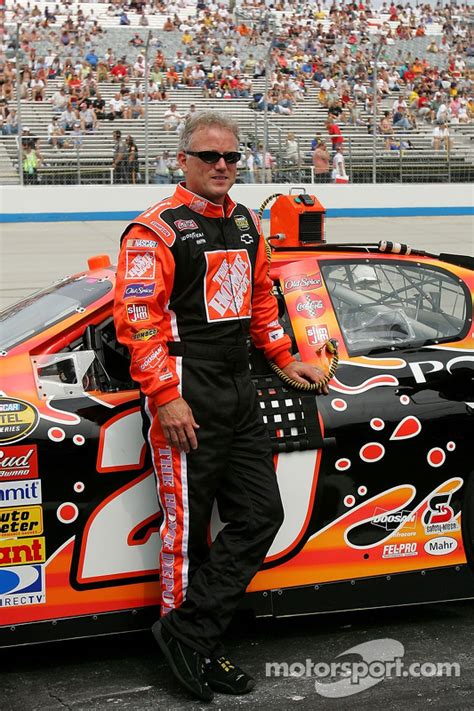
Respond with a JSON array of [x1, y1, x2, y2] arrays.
[[0, 192, 473, 647]]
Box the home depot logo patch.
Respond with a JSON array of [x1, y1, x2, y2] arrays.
[[125, 251, 155, 280], [204, 250, 251, 322]]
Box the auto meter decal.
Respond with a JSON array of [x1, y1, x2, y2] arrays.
[[0, 506, 43, 538], [0, 398, 39, 444]]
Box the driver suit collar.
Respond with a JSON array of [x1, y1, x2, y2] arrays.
[[175, 182, 237, 219]]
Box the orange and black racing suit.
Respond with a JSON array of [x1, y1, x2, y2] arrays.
[[113, 183, 293, 656]]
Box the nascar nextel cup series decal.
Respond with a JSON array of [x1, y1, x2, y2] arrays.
[[0, 399, 39, 444]]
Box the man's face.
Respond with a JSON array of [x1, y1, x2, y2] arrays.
[[177, 126, 238, 205]]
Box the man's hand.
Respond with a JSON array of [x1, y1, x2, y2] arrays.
[[281, 360, 329, 395], [157, 397, 200, 452]]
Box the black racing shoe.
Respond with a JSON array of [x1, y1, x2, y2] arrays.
[[205, 655, 256, 695], [152, 621, 214, 703]]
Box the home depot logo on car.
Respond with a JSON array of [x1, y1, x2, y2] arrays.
[[205, 250, 251, 321]]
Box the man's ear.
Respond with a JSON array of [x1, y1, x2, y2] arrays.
[[176, 151, 187, 172]]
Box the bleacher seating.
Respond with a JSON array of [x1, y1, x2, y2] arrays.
[[1, 1, 473, 185]]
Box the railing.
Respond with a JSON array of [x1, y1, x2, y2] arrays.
[[2, 127, 473, 186]]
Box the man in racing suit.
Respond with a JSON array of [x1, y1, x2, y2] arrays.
[[113, 111, 327, 701]]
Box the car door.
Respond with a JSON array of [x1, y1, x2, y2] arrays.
[[250, 255, 474, 597]]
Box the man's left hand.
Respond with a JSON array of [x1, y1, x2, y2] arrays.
[[281, 360, 329, 395]]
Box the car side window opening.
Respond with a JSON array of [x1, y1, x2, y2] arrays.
[[321, 261, 468, 356], [83, 317, 135, 392]]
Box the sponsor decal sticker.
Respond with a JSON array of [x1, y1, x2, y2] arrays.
[[159, 372, 173, 382], [132, 328, 158, 342], [240, 233, 254, 245], [125, 251, 155, 280], [123, 283, 155, 299], [127, 238, 158, 249], [306, 324, 329, 346], [372, 508, 416, 535], [0, 506, 43, 538], [150, 220, 172, 238], [174, 219, 198, 231], [424, 536, 458, 556], [0, 536, 46, 567], [205, 250, 252, 322], [269, 327, 284, 342], [0, 564, 46, 606], [295, 293, 325, 319], [0, 445, 38, 480], [127, 303, 150, 323], [0, 480, 42, 507], [382, 542, 418, 558], [179, 231, 205, 242], [422, 491, 460, 535], [284, 272, 322, 293], [0, 399, 39, 445], [235, 215, 250, 231], [189, 196, 208, 214], [137, 346, 166, 372]]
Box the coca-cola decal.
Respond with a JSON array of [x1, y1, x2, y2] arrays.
[[0, 444, 39, 480], [284, 272, 322, 293], [295, 293, 325, 319]]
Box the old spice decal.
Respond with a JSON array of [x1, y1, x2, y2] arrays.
[[204, 250, 252, 322], [284, 272, 322, 293]]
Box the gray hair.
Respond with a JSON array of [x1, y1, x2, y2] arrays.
[[177, 111, 240, 153]]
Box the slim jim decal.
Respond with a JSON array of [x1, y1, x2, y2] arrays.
[[0, 399, 39, 444]]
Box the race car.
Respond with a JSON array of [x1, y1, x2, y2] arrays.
[[0, 193, 473, 647]]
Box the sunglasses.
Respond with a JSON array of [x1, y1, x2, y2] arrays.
[[185, 150, 241, 164]]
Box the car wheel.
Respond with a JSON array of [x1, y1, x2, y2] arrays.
[[461, 474, 474, 573]]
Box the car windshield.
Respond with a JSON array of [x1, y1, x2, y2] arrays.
[[321, 260, 469, 355], [0, 276, 112, 352]]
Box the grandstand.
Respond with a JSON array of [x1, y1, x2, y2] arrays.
[[1, 0, 473, 185]]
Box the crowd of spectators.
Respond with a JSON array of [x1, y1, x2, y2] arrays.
[[0, 0, 472, 178]]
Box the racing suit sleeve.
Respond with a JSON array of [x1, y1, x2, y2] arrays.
[[113, 224, 181, 405], [250, 227, 294, 369]]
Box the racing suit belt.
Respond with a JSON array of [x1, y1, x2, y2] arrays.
[[167, 341, 249, 370]]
